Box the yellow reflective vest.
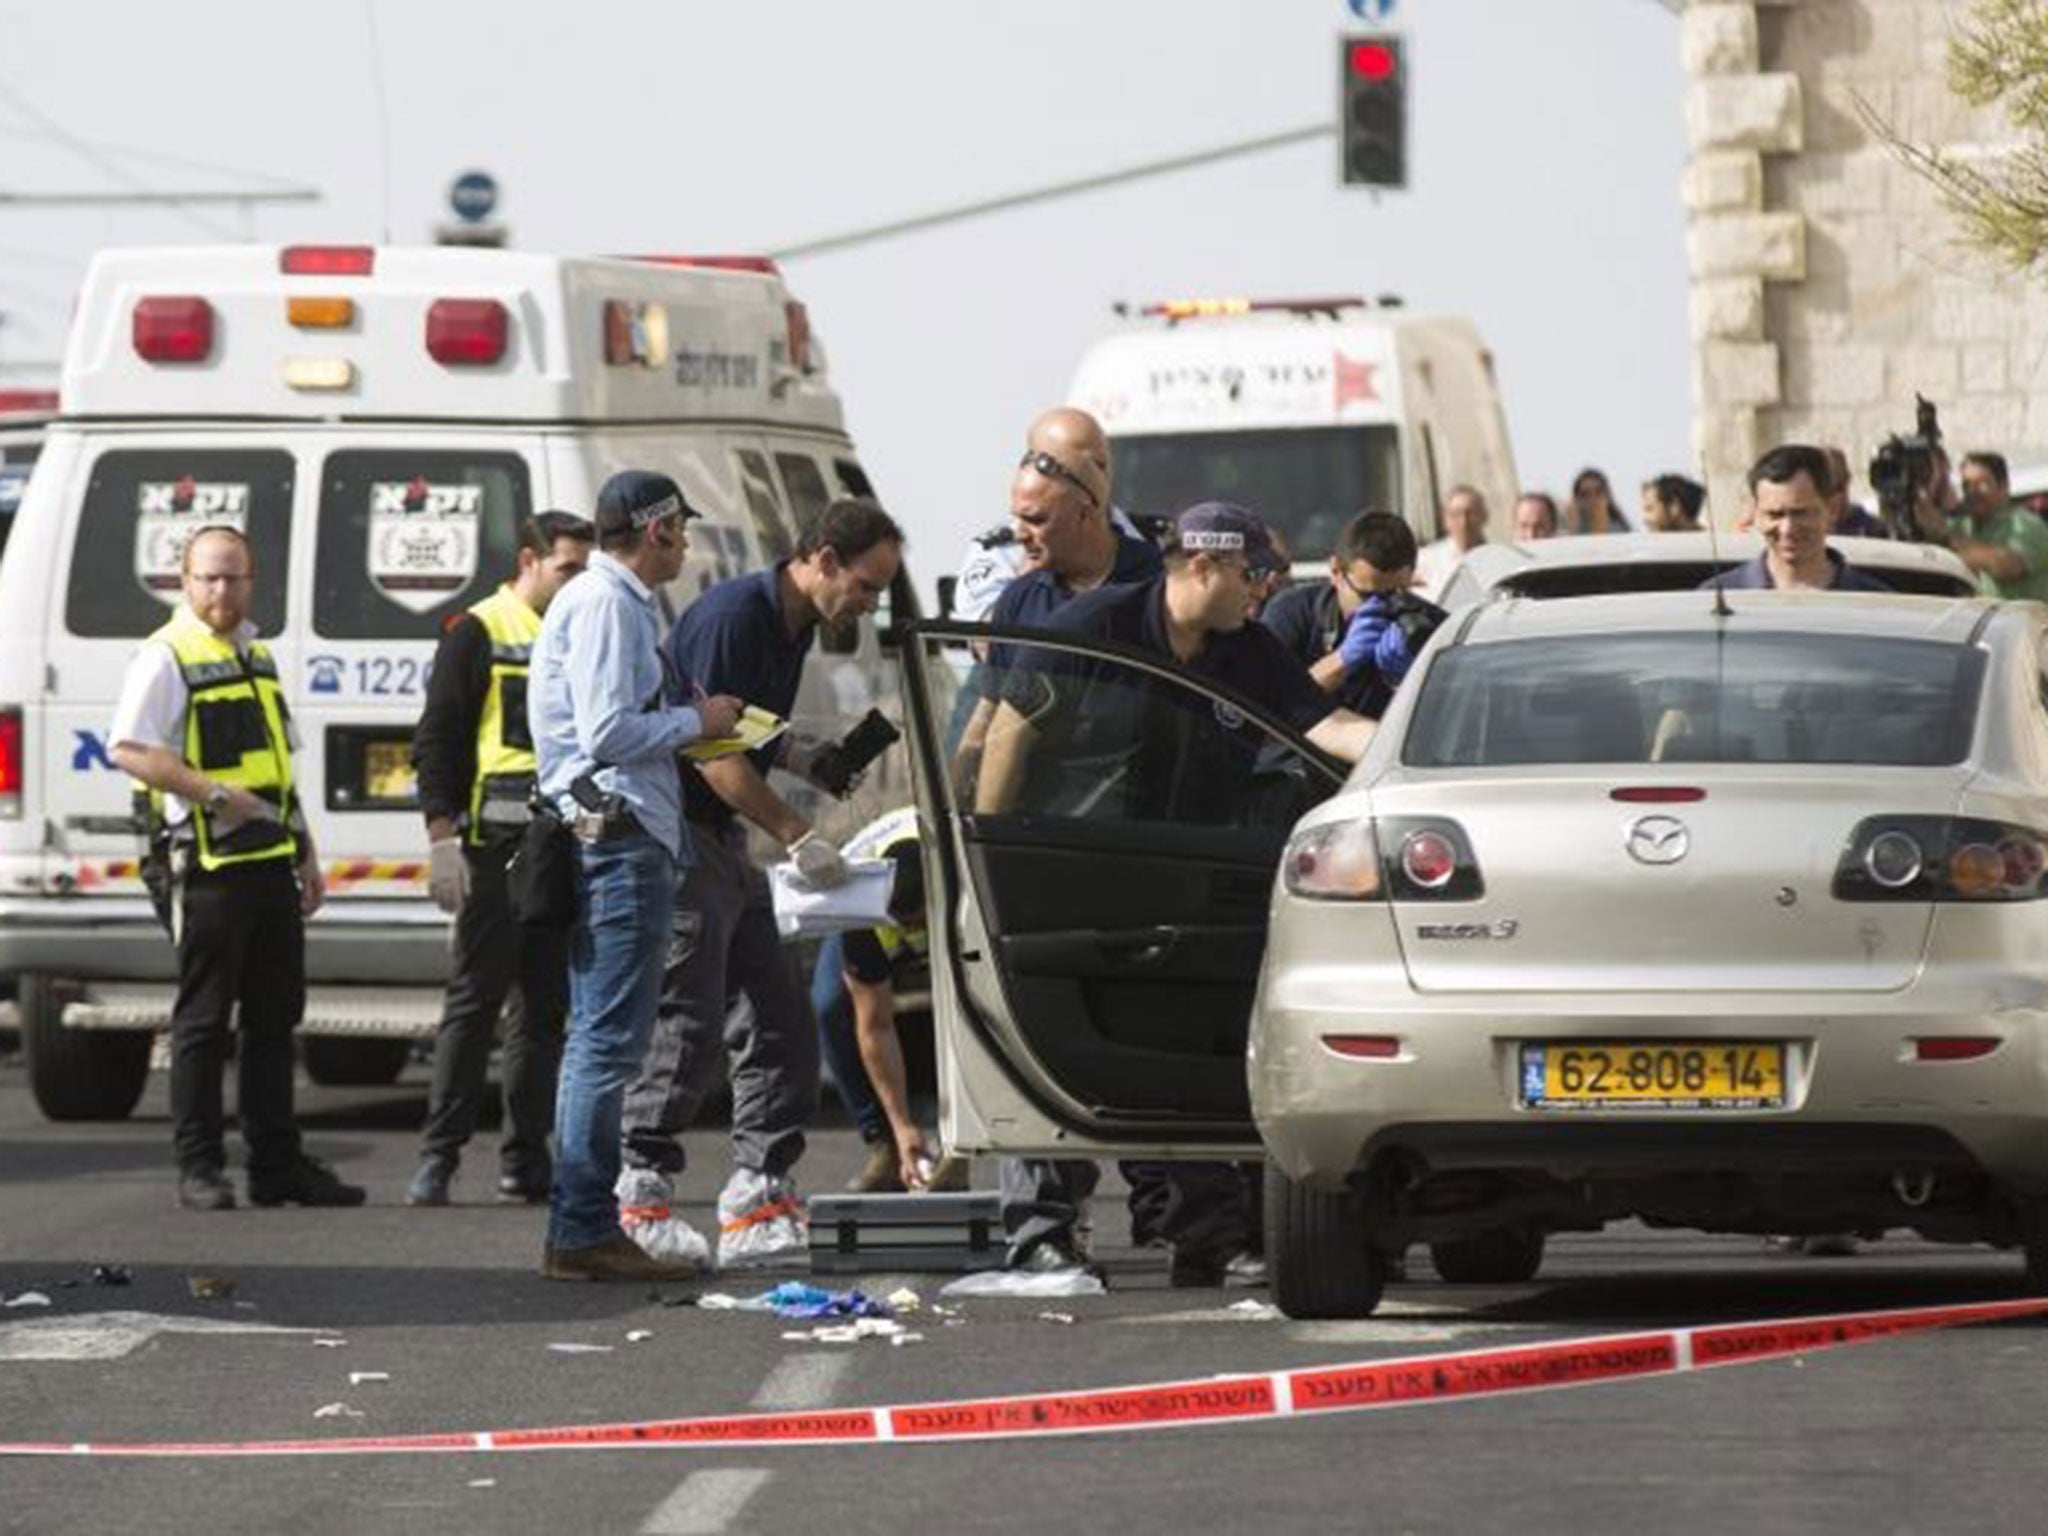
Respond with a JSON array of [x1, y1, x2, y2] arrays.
[[141, 605, 299, 872], [466, 584, 542, 844]]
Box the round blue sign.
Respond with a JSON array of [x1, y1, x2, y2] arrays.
[[449, 171, 499, 224]]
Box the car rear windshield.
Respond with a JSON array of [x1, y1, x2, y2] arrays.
[[1404, 631, 1984, 768], [1499, 563, 1977, 601], [1109, 425, 1399, 563], [314, 449, 531, 639], [65, 449, 294, 637]]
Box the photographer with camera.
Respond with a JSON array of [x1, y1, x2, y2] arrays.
[[1260, 510, 1447, 721], [618, 498, 907, 1271], [1949, 451, 2048, 601]]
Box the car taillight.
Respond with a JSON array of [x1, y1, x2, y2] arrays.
[[0, 707, 23, 818], [1835, 816, 2048, 902], [1283, 820, 1381, 900], [132, 296, 214, 362], [425, 299, 508, 365], [1912, 1037, 2001, 1062], [1282, 816, 1483, 902]]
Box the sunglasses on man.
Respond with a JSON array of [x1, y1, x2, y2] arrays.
[[1019, 450, 1100, 509]]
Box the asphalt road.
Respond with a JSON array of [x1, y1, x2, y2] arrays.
[[3, 1047, 2047, 1536]]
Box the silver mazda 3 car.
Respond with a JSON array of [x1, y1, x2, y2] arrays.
[[1254, 589, 2048, 1316]]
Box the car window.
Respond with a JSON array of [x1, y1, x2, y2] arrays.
[[65, 448, 294, 637], [1405, 632, 1983, 768], [1109, 425, 1400, 564], [946, 633, 1341, 829], [774, 452, 831, 537], [1498, 563, 1730, 599], [733, 449, 794, 562], [313, 449, 531, 639]]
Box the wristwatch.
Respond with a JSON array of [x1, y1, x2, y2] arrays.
[[204, 784, 230, 811]]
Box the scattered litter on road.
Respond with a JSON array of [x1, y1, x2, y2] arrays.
[[90, 1266, 132, 1288], [2, 1292, 52, 1310], [547, 1343, 614, 1354], [779, 1317, 921, 1346], [940, 1269, 1104, 1299], [467, 1479, 497, 1490], [1037, 1311, 1076, 1326], [626, 1330, 653, 1343], [886, 1287, 923, 1314], [693, 1293, 745, 1311], [757, 1282, 891, 1321], [186, 1275, 236, 1301], [347, 1372, 389, 1386], [313, 1338, 347, 1349], [312, 1403, 363, 1420], [1226, 1299, 1281, 1321]]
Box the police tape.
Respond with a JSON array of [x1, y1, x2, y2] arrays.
[[1, 1294, 2042, 1459], [66, 859, 425, 892]]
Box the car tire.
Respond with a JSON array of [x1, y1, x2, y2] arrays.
[[1428, 1226, 1547, 1284], [1264, 1157, 1386, 1320], [301, 1037, 412, 1088], [20, 973, 152, 1122]]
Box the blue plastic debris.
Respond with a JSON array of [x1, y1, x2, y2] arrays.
[[753, 1281, 892, 1320]]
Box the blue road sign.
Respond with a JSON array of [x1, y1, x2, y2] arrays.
[[449, 171, 499, 224]]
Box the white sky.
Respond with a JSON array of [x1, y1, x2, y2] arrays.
[[0, 0, 1689, 592]]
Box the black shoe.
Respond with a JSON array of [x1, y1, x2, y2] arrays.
[[1009, 1237, 1105, 1283], [406, 1158, 454, 1208], [496, 1169, 550, 1204], [177, 1167, 236, 1211], [248, 1156, 367, 1208]]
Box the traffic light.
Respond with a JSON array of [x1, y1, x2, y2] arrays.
[[1341, 34, 1407, 189]]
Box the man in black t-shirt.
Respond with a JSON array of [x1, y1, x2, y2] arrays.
[[1258, 510, 1446, 722]]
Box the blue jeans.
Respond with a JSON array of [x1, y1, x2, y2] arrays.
[[548, 832, 676, 1252], [811, 933, 885, 1143]]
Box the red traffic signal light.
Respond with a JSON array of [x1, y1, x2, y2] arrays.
[[1340, 33, 1408, 189]]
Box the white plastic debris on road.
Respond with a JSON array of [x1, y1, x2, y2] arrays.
[[1227, 1299, 1282, 1320], [348, 1371, 390, 1385], [313, 1337, 347, 1348], [313, 1403, 364, 1420], [940, 1269, 1105, 1299], [778, 1317, 923, 1346], [626, 1329, 654, 1343], [885, 1287, 923, 1314], [2, 1292, 52, 1309], [547, 1342, 615, 1354]]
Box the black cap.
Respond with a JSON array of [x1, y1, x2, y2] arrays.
[[594, 470, 702, 539]]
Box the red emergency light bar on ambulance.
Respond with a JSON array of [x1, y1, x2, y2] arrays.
[[0, 244, 913, 1122]]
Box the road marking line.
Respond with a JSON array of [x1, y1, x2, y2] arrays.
[[748, 1354, 850, 1411], [4, 1295, 2041, 1457], [640, 1469, 771, 1535]]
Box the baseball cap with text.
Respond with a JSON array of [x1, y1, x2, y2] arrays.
[[593, 470, 702, 540], [1169, 501, 1286, 579]]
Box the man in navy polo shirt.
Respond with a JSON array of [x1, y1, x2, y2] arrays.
[[1703, 445, 1892, 593], [976, 502, 1377, 1286], [619, 497, 906, 1270]]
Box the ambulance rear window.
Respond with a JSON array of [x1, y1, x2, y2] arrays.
[[65, 449, 294, 638], [775, 452, 831, 535], [314, 450, 531, 639]]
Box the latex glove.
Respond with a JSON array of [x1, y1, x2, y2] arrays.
[[1371, 617, 1416, 684], [898, 1130, 938, 1192], [786, 830, 850, 890], [427, 837, 470, 914], [1338, 599, 1392, 671]]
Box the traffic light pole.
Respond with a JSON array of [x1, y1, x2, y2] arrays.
[[769, 123, 1334, 262]]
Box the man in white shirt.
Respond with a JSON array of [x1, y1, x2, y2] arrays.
[[1412, 486, 1489, 597]]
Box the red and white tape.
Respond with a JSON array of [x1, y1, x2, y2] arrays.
[[3, 1295, 2042, 1459]]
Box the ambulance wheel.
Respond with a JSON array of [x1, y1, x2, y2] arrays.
[[301, 1037, 412, 1087], [1429, 1226, 1547, 1284], [21, 974, 151, 1122], [1264, 1157, 1386, 1320]]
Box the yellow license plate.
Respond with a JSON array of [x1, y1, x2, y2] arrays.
[[364, 741, 417, 802], [1521, 1042, 1785, 1111]]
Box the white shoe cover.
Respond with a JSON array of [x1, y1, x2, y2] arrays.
[[615, 1167, 712, 1270], [717, 1168, 808, 1270]]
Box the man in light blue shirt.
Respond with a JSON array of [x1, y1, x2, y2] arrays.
[[530, 470, 741, 1282]]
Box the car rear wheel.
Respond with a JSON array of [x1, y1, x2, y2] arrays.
[[1429, 1226, 1547, 1284], [1264, 1158, 1386, 1320], [301, 1036, 412, 1087], [20, 973, 152, 1122]]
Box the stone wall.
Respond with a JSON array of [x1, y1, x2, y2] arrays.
[[1683, 0, 2048, 522]]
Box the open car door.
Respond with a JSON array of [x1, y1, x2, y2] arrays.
[[900, 620, 1350, 1159]]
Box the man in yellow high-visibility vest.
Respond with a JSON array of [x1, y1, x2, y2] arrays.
[[111, 525, 365, 1212], [406, 511, 594, 1207]]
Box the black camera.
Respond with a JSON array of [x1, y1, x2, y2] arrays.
[[806, 708, 902, 798], [1869, 394, 1944, 543]]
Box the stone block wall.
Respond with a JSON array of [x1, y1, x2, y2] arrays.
[[1683, 0, 2048, 523]]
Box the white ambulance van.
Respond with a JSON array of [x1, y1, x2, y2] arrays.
[[0, 388, 56, 565], [1065, 296, 1518, 562], [0, 244, 915, 1120]]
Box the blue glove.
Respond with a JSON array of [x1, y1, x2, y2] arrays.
[[1371, 617, 1415, 683], [1338, 599, 1391, 670]]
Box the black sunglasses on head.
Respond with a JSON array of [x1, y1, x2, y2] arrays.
[[1019, 450, 1100, 509]]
